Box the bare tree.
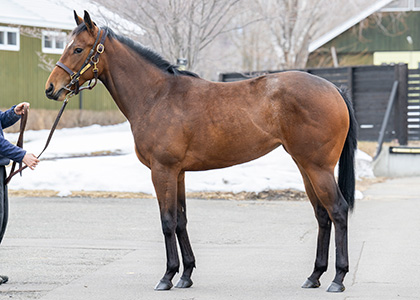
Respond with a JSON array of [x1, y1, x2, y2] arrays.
[[36, 52, 55, 72], [227, 8, 273, 72], [355, 11, 408, 42], [16, 25, 61, 72], [92, 0, 243, 71], [253, 0, 336, 70]]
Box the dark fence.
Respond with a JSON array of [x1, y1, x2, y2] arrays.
[[219, 64, 414, 143], [408, 69, 420, 140]]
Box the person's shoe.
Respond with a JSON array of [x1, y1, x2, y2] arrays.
[[0, 275, 8, 284]]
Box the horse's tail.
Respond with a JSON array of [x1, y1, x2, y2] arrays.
[[337, 88, 358, 212]]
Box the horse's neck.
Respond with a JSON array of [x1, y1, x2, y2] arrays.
[[100, 44, 169, 121]]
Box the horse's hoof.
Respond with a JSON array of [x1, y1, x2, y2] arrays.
[[0, 275, 8, 285], [301, 278, 320, 288], [326, 281, 345, 293], [154, 279, 173, 291], [175, 276, 193, 288]]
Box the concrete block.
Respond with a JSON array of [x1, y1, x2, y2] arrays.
[[373, 146, 420, 177]]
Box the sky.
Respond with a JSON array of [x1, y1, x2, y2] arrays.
[[5, 122, 373, 198]]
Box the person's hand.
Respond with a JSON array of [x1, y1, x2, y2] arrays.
[[22, 153, 39, 170], [14, 102, 30, 115]]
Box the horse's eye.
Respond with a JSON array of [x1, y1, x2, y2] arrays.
[[74, 48, 83, 54]]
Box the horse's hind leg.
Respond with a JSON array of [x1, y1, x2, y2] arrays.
[[296, 165, 332, 289], [305, 205, 332, 288], [303, 166, 349, 292], [174, 172, 195, 288]]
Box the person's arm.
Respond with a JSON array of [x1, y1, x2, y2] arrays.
[[0, 103, 38, 169], [0, 106, 21, 129], [0, 136, 39, 169], [0, 135, 26, 163]]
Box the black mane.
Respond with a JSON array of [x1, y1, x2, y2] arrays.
[[73, 24, 200, 78]]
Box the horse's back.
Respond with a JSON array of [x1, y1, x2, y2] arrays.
[[213, 71, 349, 144], [178, 71, 349, 171]]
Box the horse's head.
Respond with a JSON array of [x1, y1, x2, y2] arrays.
[[45, 10, 106, 101]]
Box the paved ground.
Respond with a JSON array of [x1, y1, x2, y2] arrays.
[[0, 177, 419, 300]]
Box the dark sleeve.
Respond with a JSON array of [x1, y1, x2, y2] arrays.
[[0, 105, 21, 129], [0, 135, 26, 163]]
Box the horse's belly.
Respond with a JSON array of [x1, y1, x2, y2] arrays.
[[183, 134, 281, 171]]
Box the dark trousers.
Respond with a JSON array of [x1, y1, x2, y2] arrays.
[[0, 166, 8, 243]]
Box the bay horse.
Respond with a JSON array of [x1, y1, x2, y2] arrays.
[[45, 11, 357, 293]]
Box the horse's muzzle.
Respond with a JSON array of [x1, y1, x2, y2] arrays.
[[45, 83, 60, 100]]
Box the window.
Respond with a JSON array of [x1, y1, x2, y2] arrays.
[[0, 26, 19, 51], [42, 31, 67, 54]]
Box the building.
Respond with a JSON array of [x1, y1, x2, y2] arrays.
[[308, 0, 420, 69], [0, 0, 116, 110]]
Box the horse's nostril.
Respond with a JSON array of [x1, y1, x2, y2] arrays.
[[46, 83, 54, 96]]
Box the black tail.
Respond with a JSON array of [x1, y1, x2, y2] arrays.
[[337, 88, 358, 211]]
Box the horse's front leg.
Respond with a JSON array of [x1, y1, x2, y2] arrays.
[[152, 164, 180, 291], [174, 172, 195, 288]]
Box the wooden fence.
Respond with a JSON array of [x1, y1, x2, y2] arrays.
[[219, 64, 415, 143]]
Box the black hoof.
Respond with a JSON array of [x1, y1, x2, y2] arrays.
[[326, 281, 345, 293], [154, 279, 173, 291], [175, 276, 193, 288], [301, 278, 320, 289], [0, 275, 8, 285]]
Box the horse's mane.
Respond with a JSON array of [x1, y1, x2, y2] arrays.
[[73, 24, 200, 78]]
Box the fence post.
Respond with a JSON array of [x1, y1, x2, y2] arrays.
[[79, 90, 83, 110], [375, 80, 399, 160], [347, 66, 354, 104], [395, 63, 408, 145]]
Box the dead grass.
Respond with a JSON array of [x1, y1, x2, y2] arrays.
[[8, 179, 380, 199], [8, 189, 155, 199], [9, 189, 60, 197], [187, 189, 308, 201], [8, 189, 309, 200]]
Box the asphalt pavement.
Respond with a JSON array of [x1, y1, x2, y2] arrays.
[[0, 177, 419, 300]]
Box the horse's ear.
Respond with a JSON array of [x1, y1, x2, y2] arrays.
[[74, 10, 83, 26], [83, 10, 95, 34]]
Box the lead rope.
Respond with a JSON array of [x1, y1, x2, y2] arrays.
[[5, 98, 69, 185], [6, 105, 28, 182]]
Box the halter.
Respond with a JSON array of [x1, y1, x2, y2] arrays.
[[56, 27, 108, 97]]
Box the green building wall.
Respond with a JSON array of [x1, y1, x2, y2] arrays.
[[307, 12, 420, 68]]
